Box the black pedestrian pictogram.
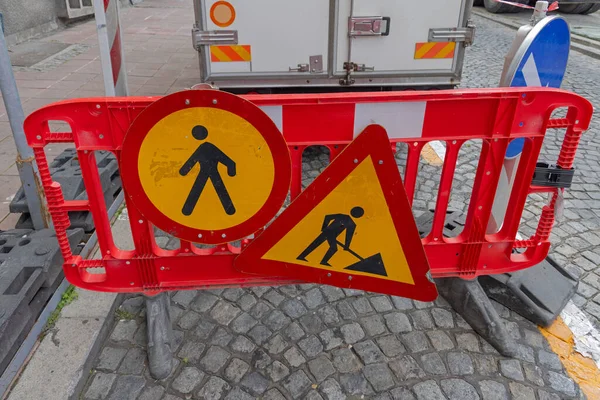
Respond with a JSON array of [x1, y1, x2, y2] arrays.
[[296, 207, 387, 276], [179, 125, 237, 216]]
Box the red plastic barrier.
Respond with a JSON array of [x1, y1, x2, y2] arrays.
[[24, 88, 592, 293]]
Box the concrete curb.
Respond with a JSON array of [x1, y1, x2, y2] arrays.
[[471, 9, 600, 60]]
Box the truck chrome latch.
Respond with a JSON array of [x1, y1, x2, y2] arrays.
[[349, 16, 391, 37], [191, 27, 238, 50], [289, 55, 323, 73], [428, 22, 476, 46]]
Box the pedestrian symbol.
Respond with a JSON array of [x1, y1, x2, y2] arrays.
[[121, 90, 291, 244], [236, 125, 437, 301], [180, 125, 237, 216]]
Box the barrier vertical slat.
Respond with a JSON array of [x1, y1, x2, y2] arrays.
[[77, 150, 116, 257], [404, 144, 423, 205], [290, 146, 303, 199], [429, 142, 460, 241]]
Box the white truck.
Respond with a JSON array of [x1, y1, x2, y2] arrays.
[[192, 0, 475, 92], [477, 0, 600, 14]]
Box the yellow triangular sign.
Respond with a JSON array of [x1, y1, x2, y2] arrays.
[[236, 125, 437, 301], [264, 156, 414, 284]]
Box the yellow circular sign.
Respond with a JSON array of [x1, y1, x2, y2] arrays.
[[138, 107, 275, 231], [122, 90, 291, 244]]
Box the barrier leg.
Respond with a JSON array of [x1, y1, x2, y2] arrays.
[[144, 292, 174, 379], [435, 277, 518, 357]]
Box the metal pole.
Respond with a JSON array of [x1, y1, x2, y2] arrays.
[[0, 19, 48, 230]]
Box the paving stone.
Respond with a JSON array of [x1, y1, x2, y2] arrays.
[[192, 292, 219, 312], [196, 376, 230, 400], [263, 388, 287, 400], [224, 387, 254, 400], [537, 350, 562, 371], [283, 370, 312, 398], [265, 334, 288, 354], [479, 380, 509, 400], [509, 382, 536, 400], [319, 328, 343, 350], [360, 314, 387, 336], [263, 290, 286, 307], [194, 320, 216, 339], [332, 347, 362, 373], [473, 354, 498, 375], [352, 340, 385, 364], [110, 320, 138, 343], [210, 301, 241, 325], [340, 322, 365, 344], [107, 375, 146, 400], [297, 335, 324, 358], [172, 367, 204, 394], [390, 387, 416, 400], [177, 310, 201, 330], [426, 330, 455, 351], [224, 358, 250, 382], [85, 372, 116, 399], [237, 294, 258, 311], [352, 297, 374, 314], [319, 378, 346, 400], [391, 296, 414, 310], [251, 349, 272, 369], [537, 390, 561, 400], [376, 334, 405, 357], [410, 310, 435, 330], [173, 290, 196, 308], [420, 352, 447, 375], [308, 355, 336, 382], [384, 312, 413, 333], [118, 347, 146, 374], [441, 379, 479, 400], [321, 285, 346, 302], [231, 335, 256, 353], [344, 288, 364, 297], [447, 352, 474, 375], [200, 346, 230, 373], [210, 327, 233, 347], [413, 380, 446, 400], [363, 363, 395, 391], [340, 372, 372, 396], [303, 288, 326, 309], [282, 299, 308, 318], [241, 371, 270, 395], [280, 285, 301, 297], [515, 343, 535, 363], [455, 332, 480, 352], [97, 347, 127, 371], [230, 312, 258, 334], [545, 370, 576, 397], [522, 363, 545, 387], [251, 286, 270, 297], [283, 321, 305, 341], [305, 390, 325, 400], [389, 355, 425, 380], [370, 295, 394, 312], [318, 305, 340, 326], [263, 310, 291, 331], [400, 331, 430, 353], [267, 360, 290, 382], [337, 300, 358, 320], [284, 346, 306, 367], [299, 313, 325, 334], [119, 296, 144, 316], [138, 385, 164, 400], [249, 301, 272, 319], [248, 324, 273, 345], [499, 359, 524, 381], [523, 330, 546, 349], [163, 395, 183, 400], [223, 288, 244, 302]]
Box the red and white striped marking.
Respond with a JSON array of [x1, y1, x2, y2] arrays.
[[94, 0, 128, 96], [259, 101, 428, 140]]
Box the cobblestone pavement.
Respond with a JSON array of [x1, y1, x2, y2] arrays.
[[67, 5, 598, 400]]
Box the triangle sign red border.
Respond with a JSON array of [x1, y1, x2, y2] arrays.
[[235, 125, 438, 302]]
